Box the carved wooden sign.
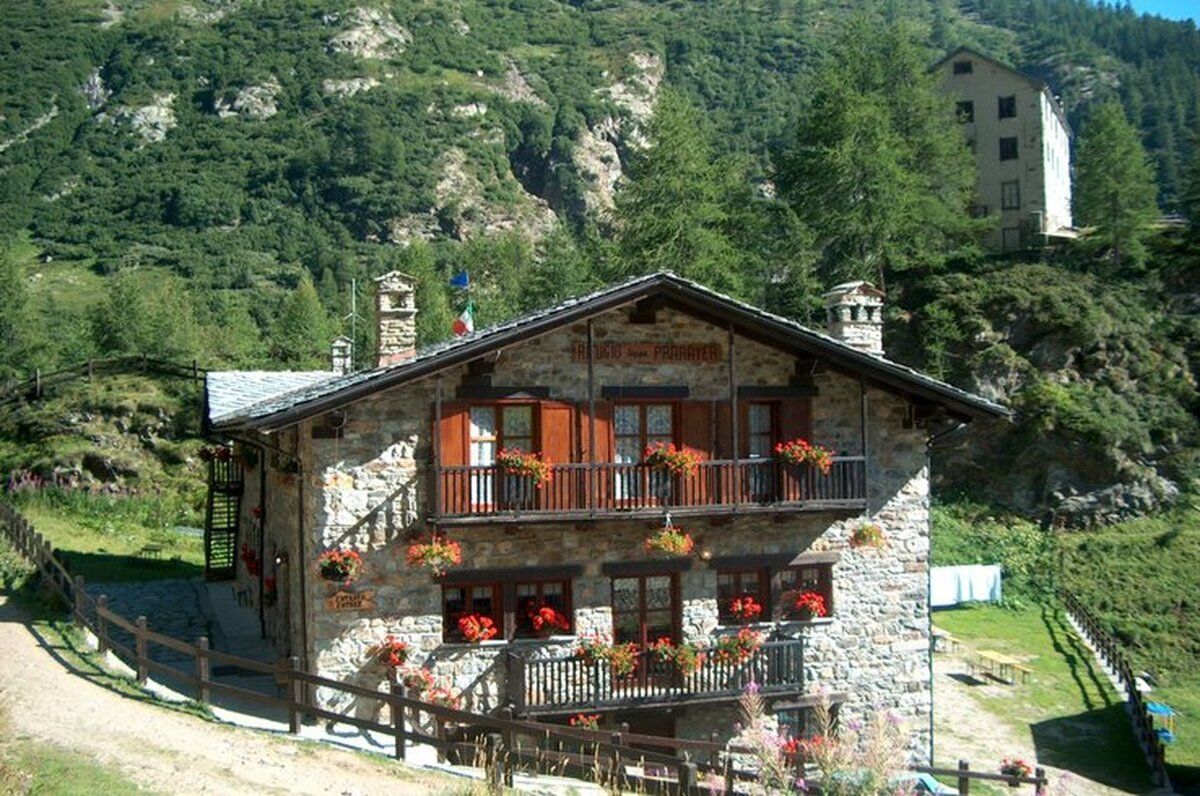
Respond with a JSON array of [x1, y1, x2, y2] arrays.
[[571, 342, 723, 363], [325, 590, 375, 612]]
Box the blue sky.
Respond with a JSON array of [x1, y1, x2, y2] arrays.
[[1128, 1, 1197, 22]]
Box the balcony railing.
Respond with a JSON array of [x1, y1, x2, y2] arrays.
[[434, 457, 866, 520], [506, 638, 805, 715]]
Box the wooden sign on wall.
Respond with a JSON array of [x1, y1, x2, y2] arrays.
[[326, 590, 376, 612], [571, 342, 723, 364]]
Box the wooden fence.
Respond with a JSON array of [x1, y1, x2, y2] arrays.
[[0, 501, 1048, 794], [0, 356, 206, 407], [1060, 589, 1171, 788]]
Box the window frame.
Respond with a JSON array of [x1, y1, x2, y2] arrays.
[[952, 60, 973, 74], [514, 578, 575, 639], [716, 568, 770, 625], [610, 572, 681, 647], [778, 564, 835, 621], [999, 136, 1019, 161], [955, 100, 974, 123], [1000, 180, 1021, 210], [468, 402, 539, 461], [442, 581, 503, 643], [998, 94, 1017, 119], [443, 574, 577, 642], [612, 401, 678, 460], [713, 560, 836, 624]]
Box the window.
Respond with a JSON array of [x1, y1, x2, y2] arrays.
[[998, 94, 1017, 119], [515, 580, 573, 638], [779, 564, 834, 620], [717, 570, 768, 624], [614, 403, 674, 500], [969, 203, 989, 219], [612, 574, 677, 646], [1001, 180, 1021, 210], [443, 583, 501, 642], [777, 705, 839, 741], [469, 405, 535, 507], [955, 100, 974, 123], [1002, 227, 1022, 252], [952, 60, 973, 74], [999, 137, 1019, 161], [745, 402, 777, 500]]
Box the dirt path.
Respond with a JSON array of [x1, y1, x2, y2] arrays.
[[933, 657, 1138, 795], [0, 596, 455, 795]]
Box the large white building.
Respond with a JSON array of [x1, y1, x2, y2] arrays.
[[934, 46, 1075, 251]]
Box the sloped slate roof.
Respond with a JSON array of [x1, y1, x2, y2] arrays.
[[209, 272, 1008, 431], [206, 370, 335, 425]]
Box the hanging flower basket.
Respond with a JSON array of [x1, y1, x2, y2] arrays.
[[374, 635, 410, 668], [569, 713, 601, 731], [785, 589, 828, 620], [649, 637, 706, 675], [495, 448, 552, 487], [457, 613, 499, 643], [644, 527, 695, 557], [728, 594, 764, 624], [643, 442, 700, 476], [527, 600, 571, 636], [317, 548, 365, 584], [712, 628, 763, 665], [849, 522, 886, 549], [774, 438, 834, 475], [405, 535, 463, 577]]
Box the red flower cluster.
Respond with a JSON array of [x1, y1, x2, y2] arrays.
[[317, 548, 364, 584], [786, 589, 828, 619], [398, 667, 435, 694], [781, 737, 803, 760], [425, 685, 461, 710], [457, 613, 499, 643], [643, 442, 700, 476], [575, 636, 639, 676], [774, 438, 834, 474], [240, 543, 261, 577], [496, 448, 552, 487], [199, 444, 232, 462], [644, 528, 695, 557], [375, 635, 409, 668], [728, 594, 763, 623], [569, 713, 601, 731], [649, 637, 705, 675], [527, 601, 570, 635], [406, 535, 463, 577], [250, 505, 263, 520], [712, 628, 763, 665], [1000, 757, 1033, 778]]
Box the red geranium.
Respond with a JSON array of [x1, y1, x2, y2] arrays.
[[569, 713, 601, 731], [527, 601, 570, 635], [458, 613, 499, 643], [317, 548, 364, 584], [375, 635, 409, 668], [729, 594, 763, 623], [406, 535, 463, 577], [787, 589, 828, 619]]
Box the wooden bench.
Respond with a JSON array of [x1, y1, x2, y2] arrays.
[[968, 649, 1031, 685], [931, 626, 960, 653], [134, 544, 165, 560]]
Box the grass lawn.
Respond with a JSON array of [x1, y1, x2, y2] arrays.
[[0, 739, 147, 795], [11, 492, 204, 582], [935, 603, 1152, 793]]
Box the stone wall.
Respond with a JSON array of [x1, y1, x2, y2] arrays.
[[278, 304, 932, 761]]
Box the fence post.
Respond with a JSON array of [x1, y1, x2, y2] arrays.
[[499, 706, 515, 787], [96, 596, 109, 654], [135, 616, 149, 684], [288, 655, 302, 734], [709, 730, 720, 768], [485, 733, 505, 793], [610, 730, 624, 786], [73, 575, 85, 629], [196, 637, 210, 704], [957, 759, 970, 795], [678, 761, 698, 794], [390, 680, 406, 760], [1034, 767, 1047, 795]]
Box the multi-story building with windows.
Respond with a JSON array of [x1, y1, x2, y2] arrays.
[[934, 46, 1075, 251], [203, 272, 1005, 759]]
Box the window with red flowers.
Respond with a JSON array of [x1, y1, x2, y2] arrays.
[[779, 564, 833, 620], [515, 579, 573, 638], [442, 583, 501, 642], [713, 558, 836, 624], [717, 569, 768, 624]]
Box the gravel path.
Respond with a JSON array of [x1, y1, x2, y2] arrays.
[[0, 595, 454, 795]]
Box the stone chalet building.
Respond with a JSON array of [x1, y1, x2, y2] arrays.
[[203, 271, 1006, 758]]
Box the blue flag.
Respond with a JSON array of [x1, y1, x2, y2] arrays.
[[450, 271, 470, 290]]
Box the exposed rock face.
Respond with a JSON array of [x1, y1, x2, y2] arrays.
[[321, 77, 380, 98], [1051, 476, 1180, 529], [600, 51, 664, 127], [80, 70, 110, 111], [214, 79, 281, 120], [449, 102, 487, 119], [326, 7, 412, 60], [491, 59, 546, 107], [122, 93, 177, 143]]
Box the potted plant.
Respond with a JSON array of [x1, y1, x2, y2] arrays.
[[495, 448, 552, 488], [773, 438, 834, 475], [317, 547, 365, 585], [712, 628, 763, 665], [397, 667, 435, 695], [729, 594, 763, 624], [649, 637, 706, 675], [644, 527, 695, 557], [374, 635, 410, 668], [569, 713, 601, 731], [405, 534, 463, 577], [999, 757, 1033, 785], [527, 600, 571, 636], [575, 636, 639, 677], [643, 441, 700, 476], [457, 613, 499, 643], [785, 589, 829, 620], [425, 685, 461, 709], [849, 522, 886, 549]]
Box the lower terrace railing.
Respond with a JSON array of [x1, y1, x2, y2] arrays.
[[436, 457, 866, 520], [508, 639, 805, 714]]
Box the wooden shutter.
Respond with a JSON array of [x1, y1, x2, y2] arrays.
[[778, 398, 813, 501], [539, 402, 575, 510], [435, 402, 469, 514], [579, 401, 613, 510], [714, 401, 734, 503], [679, 401, 712, 505]]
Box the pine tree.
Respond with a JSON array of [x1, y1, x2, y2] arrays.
[[272, 275, 331, 368], [776, 17, 978, 287], [1182, 129, 1200, 240], [613, 89, 743, 295], [1075, 100, 1159, 269], [0, 243, 33, 381]]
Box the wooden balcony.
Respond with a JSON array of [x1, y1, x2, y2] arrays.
[[506, 638, 805, 715], [432, 457, 866, 523]]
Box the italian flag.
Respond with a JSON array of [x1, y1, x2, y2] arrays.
[[452, 302, 475, 337]]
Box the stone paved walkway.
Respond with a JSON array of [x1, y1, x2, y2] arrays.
[[90, 578, 211, 665]]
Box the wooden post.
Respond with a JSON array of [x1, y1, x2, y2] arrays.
[[586, 318, 596, 515], [485, 733, 504, 793], [96, 596, 109, 654], [709, 730, 720, 768], [956, 759, 970, 795], [72, 575, 85, 629], [678, 761, 698, 794], [135, 616, 149, 684], [196, 637, 211, 704], [610, 730, 623, 785], [499, 706, 515, 786], [1034, 766, 1047, 795], [390, 681, 406, 760], [727, 324, 739, 506], [288, 655, 302, 734], [433, 379, 443, 518]]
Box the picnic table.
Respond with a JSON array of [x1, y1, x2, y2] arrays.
[[968, 649, 1032, 684]]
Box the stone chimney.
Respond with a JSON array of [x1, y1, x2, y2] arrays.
[[374, 271, 418, 367], [823, 281, 885, 355], [330, 336, 353, 375]]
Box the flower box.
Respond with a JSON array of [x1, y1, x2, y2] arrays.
[[649, 637, 705, 675], [849, 522, 886, 549], [774, 438, 834, 475], [712, 628, 763, 665], [576, 636, 639, 677], [728, 594, 763, 623], [495, 448, 552, 487], [569, 713, 601, 731], [527, 601, 571, 636], [317, 547, 364, 584], [785, 589, 828, 620], [457, 613, 499, 643], [643, 442, 700, 476]]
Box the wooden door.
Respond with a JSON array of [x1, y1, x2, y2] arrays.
[[678, 400, 712, 506], [778, 398, 813, 501], [538, 402, 575, 510]]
